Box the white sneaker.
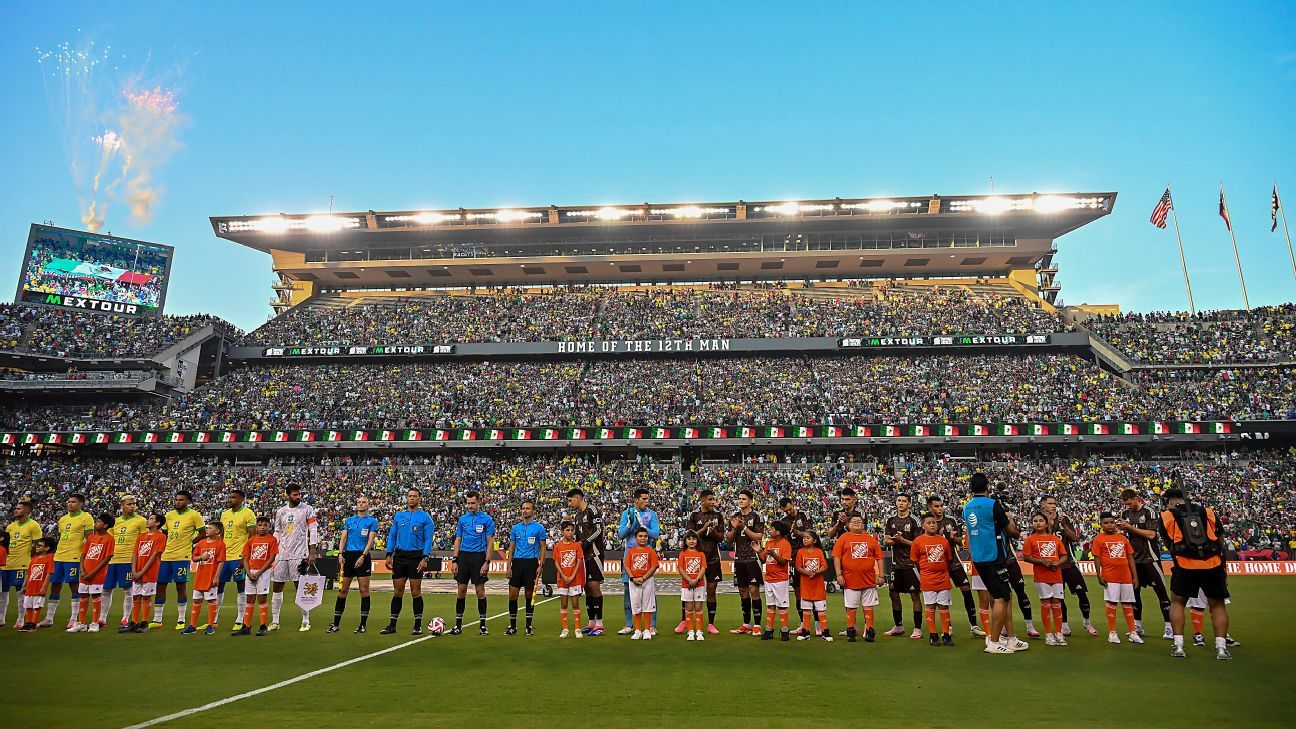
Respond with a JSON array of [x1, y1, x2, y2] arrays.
[[970, 625, 986, 638], [1128, 632, 1144, 644], [631, 630, 643, 640], [1007, 637, 1029, 651], [643, 631, 652, 641], [797, 633, 812, 641], [67, 623, 87, 633], [37, 618, 53, 628], [649, 628, 657, 636], [1108, 632, 1121, 644], [1045, 634, 1059, 646], [559, 628, 570, 639], [1061, 623, 1071, 636], [1055, 634, 1068, 646], [984, 641, 1014, 654], [268, 623, 280, 632], [299, 623, 311, 632], [574, 629, 584, 639], [66, 619, 76, 630], [686, 631, 696, 641], [822, 635, 834, 642], [1163, 625, 1174, 640], [88, 623, 100, 633], [910, 627, 923, 640], [617, 626, 635, 635], [696, 632, 704, 642]]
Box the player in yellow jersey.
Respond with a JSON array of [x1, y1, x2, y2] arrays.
[[152, 490, 205, 630], [106, 495, 147, 631], [3, 499, 44, 628], [42, 493, 94, 629], [218, 489, 257, 630]]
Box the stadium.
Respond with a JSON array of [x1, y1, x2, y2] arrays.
[[3, 187, 1295, 727]]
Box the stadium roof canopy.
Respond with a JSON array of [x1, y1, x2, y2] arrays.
[[211, 192, 1114, 302]]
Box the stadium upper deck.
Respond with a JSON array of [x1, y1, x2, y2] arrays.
[[211, 192, 1115, 313]]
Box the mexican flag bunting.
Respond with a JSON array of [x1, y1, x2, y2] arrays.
[[351, 431, 368, 442], [1121, 423, 1139, 435], [626, 428, 643, 439], [683, 427, 698, 439], [942, 425, 958, 437], [117, 433, 134, 443], [598, 428, 614, 439], [168, 432, 184, 443], [739, 427, 755, 438], [852, 425, 870, 437], [972, 424, 987, 436], [912, 425, 930, 437], [543, 428, 559, 440], [298, 431, 315, 442], [1059, 423, 1077, 435], [882, 425, 898, 437], [327, 430, 342, 442], [460, 429, 479, 441], [70, 433, 86, 444], [514, 429, 533, 440], [1090, 423, 1109, 435], [1, 433, 14, 445], [708, 427, 726, 438], [1152, 422, 1168, 435], [568, 429, 586, 440], [653, 428, 669, 439], [244, 432, 262, 443], [1000, 424, 1018, 436], [1212, 422, 1230, 434], [95, 433, 111, 444], [275, 431, 289, 442], [797, 426, 812, 438], [1032, 424, 1046, 436], [489, 429, 504, 440], [434, 430, 450, 441], [23, 433, 38, 444], [44, 433, 62, 444], [825, 426, 842, 438]]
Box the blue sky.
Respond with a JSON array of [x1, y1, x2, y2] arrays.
[[1, 1, 1293, 331]]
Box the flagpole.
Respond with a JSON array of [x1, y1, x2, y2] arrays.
[[1279, 182, 1296, 284], [1167, 185, 1196, 315], [1221, 183, 1250, 310]]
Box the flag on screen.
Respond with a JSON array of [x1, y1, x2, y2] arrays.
[[852, 425, 870, 437], [1275, 185, 1282, 232], [797, 426, 812, 438], [626, 428, 643, 439], [221, 431, 236, 443], [543, 429, 559, 440], [1150, 188, 1173, 228], [46, 433, 62, 444], [1219, 188, 1232, 231]]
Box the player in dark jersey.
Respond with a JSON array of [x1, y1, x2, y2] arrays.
[[926, 495, 985, 637], [779, 496, 817, 635], [682, 489, 725, 635], [1119, 488, 1173, 640], [1041, 495, 1098, 637], [827, 487, 863, 542], [726, 490, 765, 635], [1002, 532, 1040, 638], [882, 494, 923, 639], [566, 488, 605, 636]]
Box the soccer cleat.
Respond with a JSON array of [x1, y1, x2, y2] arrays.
[[67, 619, 76, 630], [929, 633, 940, 647], [643, 631, 652, 641], [838, 629, 849, 637], [355, 625, 366, 634], [232, 622, 243, 631], [761, 629, 773, 640], [269, 623, 280, 632], [204, 626, 216, 636], [326, 625, 340, 634], [587, 627, 603, 636], [411, 620, 422, 635], [883, 625, 906, 637], [910, 627, 923, 640], [617, 626, 635, 635], [1128, 632, 1144, 645], [256, 625, 268, 637], [846, 627, 857, 643], [779, 630, 789, 642], [197, 623, 209, 630], [984, 641, 1015, 654], [706, 624, 719, 635], [37, 618, 53, 628], [695, 632, 704, 642], [88, 623, 100, 633], [675, 620, 688, 634], [175, 621, 186, 632], [730, 625, 751, 635], [1171, 644, 1187, 658], [797, 633, 812, 641], [1135, 625, 1145, 637], [299, 623, 311, 632], [1045, 634, 1059, 646], [147, 621, 162, 630], [1108, 632, 1121, 644], [505, 626, 517, 636], [66, 624, 86, 633], [559, 629, 570, 639], [118, 623, 134, 634], [448, 625, 462, 635], [1225, 635, 1240, 647], [1026, 627, 1042, 639], [687, 631, 697, 641], [479, 625, 490, 636], [380, 624, 398, 635], [133, 623, 147, 633], [942, 633, 954, 647], [821, 633, 833, 642], [574, 629, 584, 639], [118, 618, 128, 629], [1085, 624, 1100, 637], [181, 625, 197, 635], [1061, 623, 1071, 636], [631, 630, 643, 640], [1216, 647, 1232, 661], [864, 627, 876, 642], [1164, 625, 1174, 640], [970, 625, 986, 638], [233, 626, 251, 636], [1055, 635, 1068, 646]]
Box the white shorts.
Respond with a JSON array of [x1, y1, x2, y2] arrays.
[[78, 583, 104, 596], [132, 582, 157, 597], [764, 580, 790, 609], [923, 589, 952, 607], [844, 587, 879, 609], [192, 587, 218, 601], [680, 585, 706, 603], [799, 599, 827, 612], [1104, 582, 1135, 603], [22, 595, 45, 610], [970, 575, 986, 591], [1036, 583, 1064, 600], [1187, 589, 1232, 610], [246, 571, 273, 595], [629, 578, 657, 614], [555, 584, 584, 597], [270, 559, 301, 583]]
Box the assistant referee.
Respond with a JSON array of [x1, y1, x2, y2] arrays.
[[381, 489, 434, 635]]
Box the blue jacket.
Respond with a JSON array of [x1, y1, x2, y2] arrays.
[[618, 507, 660, 583]]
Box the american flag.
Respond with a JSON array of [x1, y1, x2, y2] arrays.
[[1219, 188, 1232, 231], [1150, 188, 1173, 228]]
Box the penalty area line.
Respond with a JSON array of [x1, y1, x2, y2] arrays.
[[122, 595, 560, 729]]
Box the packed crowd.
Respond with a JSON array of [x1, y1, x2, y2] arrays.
[[2, 353, 1293, 432], [244, 285, 1067, 346], [22, 236, 169, 307], [0, 304, 241, 359], [3, 449, 1292, 556], [1087, 305, 1296, 364]]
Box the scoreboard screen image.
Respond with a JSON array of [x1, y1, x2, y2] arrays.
[[15, 223, 175, 317]]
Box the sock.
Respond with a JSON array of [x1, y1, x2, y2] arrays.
[[1174, 634, 1184, 646], [681, 602, 688, 622], [190, 602, 201, 626], [91, 596, 101, 623], [477, 597, 488, 627], [962, 589, 977, 625], [924, 606, 936, 634], [1106, 603, 1117, 633], [979, 608, 991, 634], [70, 597, 81, 623], [79, 597, 91, 624], [412, 596, 424, 621], [1133, 588, 1143, 621], [801, 612, 811, 633], [1077, 591, 1091, 621], [1060, 599, 1069, 624], [846, 607, 858, 630], [121, 591, 132, 623], [779, 609, 789, 629], [144, 599, 153, 623], [333, 595, 346, 626], [1191, 610, 1205, 634], [765, 605, 774, 630], [741, 597, 752, 626], [509, 599, 518, 628], [176, 589, 187, 618], [455, 597, 465, 627], [45, 596, 59, 621], [1136, 618, 1144, 631], [1122, 605, 1136, 632], [130, 600, 139, 623], [707, 600, 717, 626], [260, 604, 268, 625], [573, 606, 582, 630], [0, 591, 8, 623], [561, 609, 568, 630], [360, 595, 370, 626], [1042, 603, 1053, 634], [939, 607, 951, 634], [153, 600, 164, 623], [864, 607, 875, 630], [525, 596, 534, 629], [103, 591, 114, 622], [1015, 587, 1032, 621], [1215, 636, 1226, 650], [390, 595, 403, 625], [1025, 619, 1036, 632], [271, 593, 283, 624], [892, 607, 903, 627], [591, 595, 602, 624], [244, 603, 255, 627], [236, 592, 247, 623], [913, 610, 922, 632], [817, 611, 828, 635], [1052, 604, 1063, 634], [208, 603, 218, 627], [752, 600, 762, 629]]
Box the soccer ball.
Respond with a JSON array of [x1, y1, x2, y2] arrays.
[[429, 617, 446, 636]]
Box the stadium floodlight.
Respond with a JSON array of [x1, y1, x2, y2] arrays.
[[405, 212, 456, 224], [595, 207, 632, 221], [303, 215, 353, 233], [254, 217, 291, 234], [495, 209, 537, 222]]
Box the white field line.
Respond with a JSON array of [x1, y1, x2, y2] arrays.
[[123, 595, 560, 729]]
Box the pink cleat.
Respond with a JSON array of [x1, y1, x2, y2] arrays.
[[706, 624, 719, 635], [674, 620, 688, 634], [1027, 627, 1042, 639]]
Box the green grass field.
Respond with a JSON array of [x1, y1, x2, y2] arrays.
[[3, 577, 1293, 728]]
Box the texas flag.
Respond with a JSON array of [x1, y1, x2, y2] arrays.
[[1121, 423, 1140, 435], [739, 427, 755, 438], [825, 426, 843, 438]]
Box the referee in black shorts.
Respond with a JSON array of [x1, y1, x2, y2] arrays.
[[450, 491, 498, 636], [381, 489, 435, 635], [505, 500, 548, 636]]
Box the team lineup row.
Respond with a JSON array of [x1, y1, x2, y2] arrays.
[[0, 479, 1236, 658]]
